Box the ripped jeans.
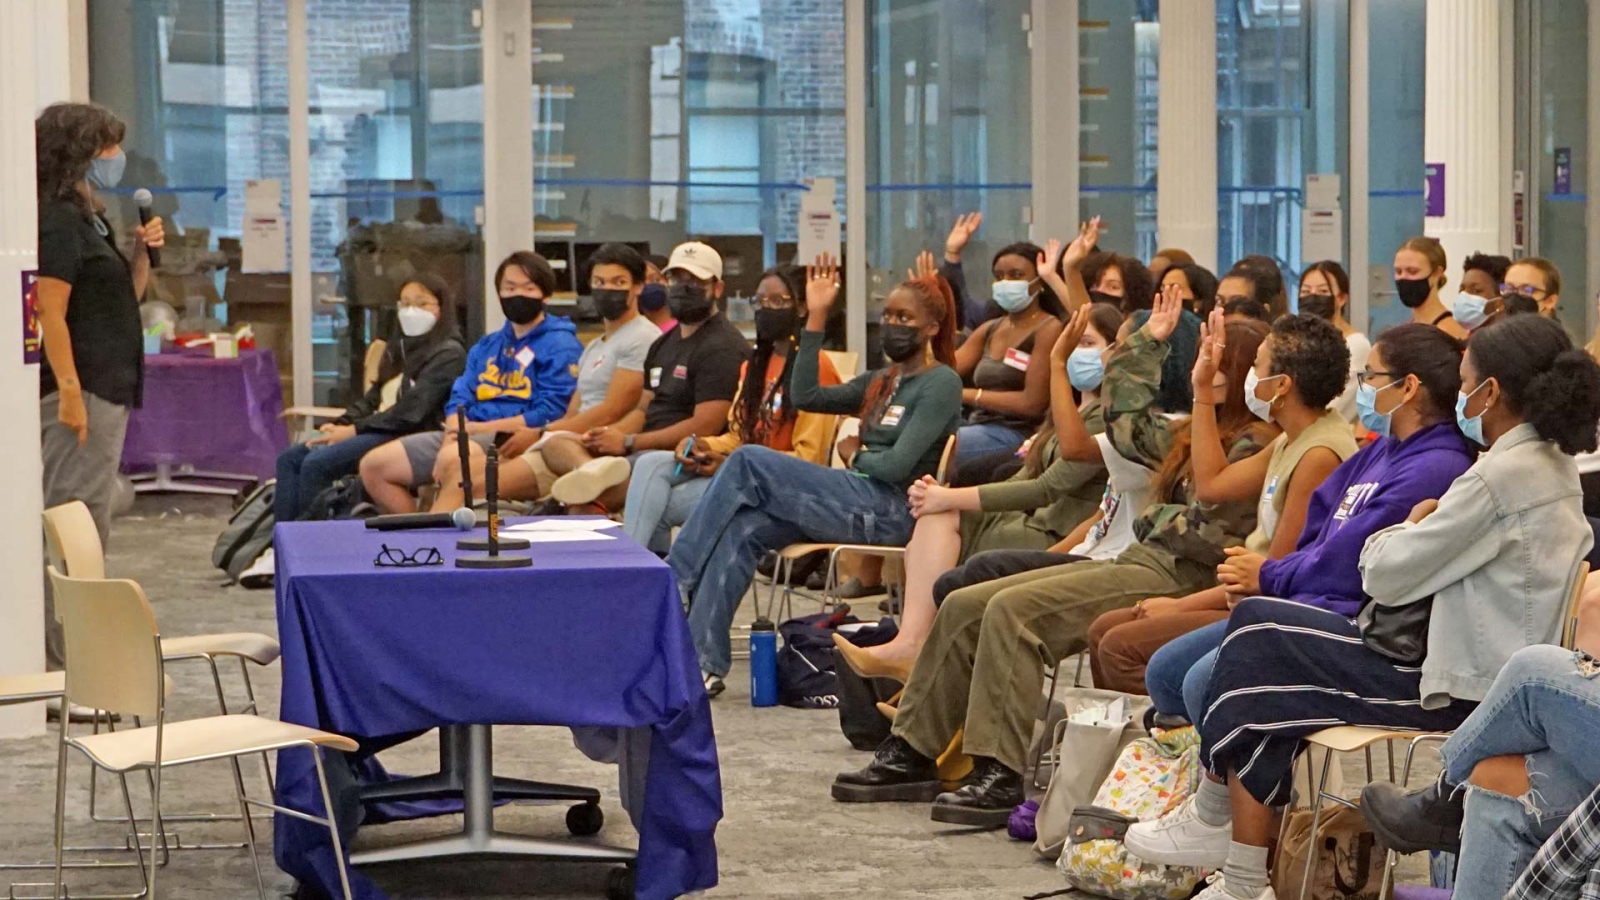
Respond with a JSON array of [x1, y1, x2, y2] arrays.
[[1439, 645, 1600, 900]]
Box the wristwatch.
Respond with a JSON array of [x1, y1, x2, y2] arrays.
[[623, 434, 636, 453]]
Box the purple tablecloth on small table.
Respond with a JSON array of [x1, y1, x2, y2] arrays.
[[271, 519, 722, 900], [121, 349, 287, 478]]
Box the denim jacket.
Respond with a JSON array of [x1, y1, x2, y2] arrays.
[[1359, 423, 1591, 708]]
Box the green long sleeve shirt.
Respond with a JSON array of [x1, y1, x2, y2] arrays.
[[792, 330, 963, 490], [976, 402, 1109, 539]]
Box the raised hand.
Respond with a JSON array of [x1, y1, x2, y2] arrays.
[[1062, 216, 1101, 271], [944, 212, 983, 262], [906, 249, 938, 281], [806, 252, 841, 317], [1191, 305, 1226, 404], [1051, 303, 1092, 364], [1038, 238, 1066, 278], [1143, 279, 1184, 343]]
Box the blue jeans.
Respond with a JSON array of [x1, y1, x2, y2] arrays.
[[622, 450, 715, 555], [274, 432, 393, 522], [953, 422, 1028, 468], [1441, 645, 1600, 900], [1144, 619, 1226, 722], [668, 445, 916, 677]]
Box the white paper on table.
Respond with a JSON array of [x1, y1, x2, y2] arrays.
[[511, 530, 617, 543], [504, 518, 621, 533]]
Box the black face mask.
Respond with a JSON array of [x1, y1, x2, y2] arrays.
[[754, 307, 798, 345], [667, 283, 714, 324], [592, 288, 631, 321], [1298, 294, 1337, 321], [638, 282, 668, 312], [1088, 289, 1123, 308], [1395, 277, 1433, 309], [880, 323, 926, 363], [500, 294, 544, 325]]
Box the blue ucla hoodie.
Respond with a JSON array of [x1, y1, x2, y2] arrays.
[[1257, 422, 1475, 616], [445, 314, 582, 427]]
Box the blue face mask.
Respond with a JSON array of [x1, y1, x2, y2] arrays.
[[1455, 382, 1491, 447], [991, 279, 1034, 313], [637, 282, 668, 313], [1067, 347, 1105, 392], [88, 149, 126, 189], [1453, 294, 1490, 331], [1356, 380, 1401, 437]]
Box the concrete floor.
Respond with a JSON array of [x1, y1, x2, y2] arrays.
[[0, 493, 1438, 899]]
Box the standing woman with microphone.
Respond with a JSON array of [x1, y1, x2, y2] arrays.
[[35, 102, 163, 670]]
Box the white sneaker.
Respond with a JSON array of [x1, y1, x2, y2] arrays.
[[239, 548, 275, 589], [1124, 795, 1232, 868], [1192, 872, 1274, 900], [550, 457, 632, 507]]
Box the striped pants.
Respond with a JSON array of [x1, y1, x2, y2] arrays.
[[1198, 597, 1476, 805]]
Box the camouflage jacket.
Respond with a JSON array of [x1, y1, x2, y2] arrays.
[[1102, 328, 1272, 568]]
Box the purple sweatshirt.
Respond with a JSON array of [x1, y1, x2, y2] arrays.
[[1257, 422, 1475, 616]]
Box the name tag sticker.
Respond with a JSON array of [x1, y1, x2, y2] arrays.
[[880, 405, 906, 427], [649, 367, 662, 388], [673, 364, 689, 379], [1003, 347, 1031, 371], [514, 347, 536, 369]]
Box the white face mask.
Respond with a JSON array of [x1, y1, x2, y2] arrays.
[[397, 306, 438, 337], [1244, 368, 1285, 423]]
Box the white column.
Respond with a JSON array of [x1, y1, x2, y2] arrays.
[[287, 0, 313, 406], [1348, 0, 1370, 333], [1156, 0, 1218, 271], [1030, 0, 1079, 245], [481, 0, 534, 333], [0, 0, 59, 741], [844, 0, 867, 362], [1423, 0, 1502, 310]]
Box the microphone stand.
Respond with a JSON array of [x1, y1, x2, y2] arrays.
[[457, 445, 531, 568], [456, 408, 528, 551]]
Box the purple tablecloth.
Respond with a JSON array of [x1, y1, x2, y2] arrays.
[[121, 349, 287, 478], [272, 519, 722, 900]]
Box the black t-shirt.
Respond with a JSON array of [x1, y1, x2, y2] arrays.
[[640, 313, 749, 434], [37, 199, 144, 407]]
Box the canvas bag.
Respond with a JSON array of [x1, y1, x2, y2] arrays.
[[1272, 803, 1389, 900], [1034, 688, 1152, 859], [1057, 726, 1206, 900]]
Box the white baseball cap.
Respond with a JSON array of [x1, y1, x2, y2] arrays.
[[664, 241, 723, 282]]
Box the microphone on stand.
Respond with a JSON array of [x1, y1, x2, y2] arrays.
[[133, 189, 160, 268], [457, 444, 530, 568]]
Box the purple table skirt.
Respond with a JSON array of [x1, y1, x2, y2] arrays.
[[121, 348, 288, 479]]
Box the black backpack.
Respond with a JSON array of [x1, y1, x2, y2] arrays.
[[212, 480, 275, 583], [831, 619, 901, 749], [297, 475, 378, 522], [777, 612, 851, 709]]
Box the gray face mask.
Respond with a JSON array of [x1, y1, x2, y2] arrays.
[[88, 150, 126, 189]]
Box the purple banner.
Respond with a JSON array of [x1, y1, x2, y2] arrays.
[[1424, 164, 1446, 217], [21, 270, 38, 365]]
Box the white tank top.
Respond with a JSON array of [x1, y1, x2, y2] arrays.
[[1068, 432, 1156, 561]]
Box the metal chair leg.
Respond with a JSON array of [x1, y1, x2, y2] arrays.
[[50, 716, 68, 900], [1031, 665, 1063, 789], [312, 750, 356, 900], [239, 659, 274, 797], [230, 759, 268, 900], [1297, 748, 1334, 900]]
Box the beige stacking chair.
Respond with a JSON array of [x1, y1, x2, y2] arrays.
[[48, 567, 359, 900], [43, 501, 281, 827]]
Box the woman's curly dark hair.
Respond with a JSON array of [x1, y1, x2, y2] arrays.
[[36, 103, 126, 217]]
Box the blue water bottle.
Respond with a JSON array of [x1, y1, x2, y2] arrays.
[[749, 618, 778, 707]]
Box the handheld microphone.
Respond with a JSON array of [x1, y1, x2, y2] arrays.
[[365, 509, 477, 531], [133, 189, 160, 268]]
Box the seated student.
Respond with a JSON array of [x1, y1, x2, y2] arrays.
[[1163, 263, 1220, 320], [275, 274, 465, 522], [540, 241, 749, 514], [1085, 311, 1358, 696], [1503, 256, 1564, 320], [1229, 255, 1289, 319], [431, 243, 662, 510], [1296, 260, 1371, 421], [1453, 252, 1516, 333], [1361, 645, 1600, 900], [1148, 248, 1195, 288], [833, 302, 1123, 681], [1217, 263, 1278, 326], [832, 289, 1275, 826], [669, 258, 962, 696], [1394, 235, 1469, 339], [621, 265, 840, 553], [358, 252, 581, 514], [639, 253, 676, 332], [948, 240, 1066, 466], [1124, 314, 1600, 900], [1136, 324, 1475, 723]]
